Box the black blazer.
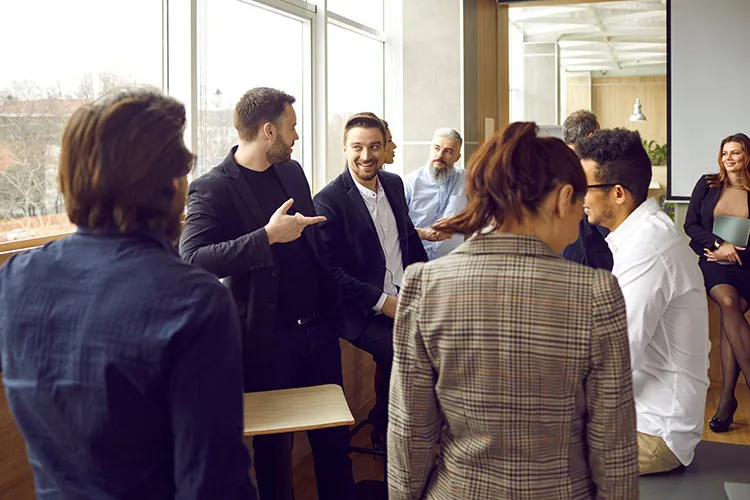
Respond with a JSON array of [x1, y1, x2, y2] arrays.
[[179, 148, 340, 391], [560, 217, 613, 271], [684, 174, 750, 260], [313, 169, 428, 340]]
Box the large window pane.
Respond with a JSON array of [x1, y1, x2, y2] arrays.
[[0, 0, 163, 243], [196, 1, 308, 179], [327, 24, 384, 177], [328, 0, 383, 31]]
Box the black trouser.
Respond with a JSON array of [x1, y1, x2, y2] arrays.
[[252, 319, 355, 500], [348, 314, 394, 438]]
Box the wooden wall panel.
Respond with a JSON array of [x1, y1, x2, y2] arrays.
[[0, 376, 35, 500], [477, 0, 500, 143], [565, 75, 592, 116], [591, 75, 667, 144]]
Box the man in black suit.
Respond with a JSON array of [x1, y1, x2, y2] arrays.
[[560, 110, 613, 271], [314, 113, 428, 447], [179, 87, 354, 500]]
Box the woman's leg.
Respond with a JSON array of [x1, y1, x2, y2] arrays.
[[710, 285, 750, 407]]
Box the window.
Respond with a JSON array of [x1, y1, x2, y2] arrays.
[[0, 0, 163, 244], [195, 0, 310, 179], [327, 23, 384, 177], [328, 0, 384, 31]]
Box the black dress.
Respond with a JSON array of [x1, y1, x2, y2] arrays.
[[684, 175, 750, 298]]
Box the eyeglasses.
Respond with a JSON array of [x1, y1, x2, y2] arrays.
[[586, 183, 631, 192]]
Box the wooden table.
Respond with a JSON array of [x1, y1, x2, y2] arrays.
[[243, 384, 354, 499]]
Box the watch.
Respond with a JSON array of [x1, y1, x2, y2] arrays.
[[713, 239, 724, 250]]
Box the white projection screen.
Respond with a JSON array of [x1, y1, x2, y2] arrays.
[[669, 0, 750, 199]]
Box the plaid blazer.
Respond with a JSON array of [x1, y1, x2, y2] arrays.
[[387, 233, 638, 500]]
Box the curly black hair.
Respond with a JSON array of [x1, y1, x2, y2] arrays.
[[575, 128, 651, 206]]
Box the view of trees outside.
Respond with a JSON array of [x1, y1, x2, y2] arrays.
[[0, 0, 385, 244], [0, 0, 162, 243]]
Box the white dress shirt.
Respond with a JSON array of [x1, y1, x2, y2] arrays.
[[606, 198, 710, 466], [404, 165, 467, 260], [350, 169, 404, 311]]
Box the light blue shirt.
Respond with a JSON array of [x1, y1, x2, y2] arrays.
[[404, 165, 467, 260]]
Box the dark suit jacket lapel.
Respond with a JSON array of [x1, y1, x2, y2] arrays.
[[379, 173, 410, 260], [223, 152, 266, 229]]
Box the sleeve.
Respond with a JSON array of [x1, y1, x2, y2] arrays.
[[372, 293, 388, 312], [395, 177, 429, 265], [168, 283, 257, 500], [179, 180, 274, 279], [404, 172, 415, 206], [616, 248, 670, 371], [387, 263, 440, 500], [313, 192, 385, 310], [684, 176, 718, 253], [585, 272, 639, 499]]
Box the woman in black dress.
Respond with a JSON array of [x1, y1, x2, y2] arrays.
[[684, 133, 750, 433]]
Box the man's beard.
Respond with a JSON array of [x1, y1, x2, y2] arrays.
[[267, 136, 292, 164], [429, 161, 454, 183]]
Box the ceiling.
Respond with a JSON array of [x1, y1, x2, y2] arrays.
[[509, 0, 667, 76]]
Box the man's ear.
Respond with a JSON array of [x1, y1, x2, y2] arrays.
[[456, 152, 462, 163], [262, 121, 275, 141], [613, 185, 629, 206]]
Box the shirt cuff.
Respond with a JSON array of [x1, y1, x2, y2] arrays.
[[372, 293, 388, 313]]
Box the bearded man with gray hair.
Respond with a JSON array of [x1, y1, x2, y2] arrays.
[[404, 127, 466, 260]]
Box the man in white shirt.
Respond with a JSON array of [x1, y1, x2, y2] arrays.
[[314, 113, 428, 447], [577, 128, 710, 475], [404, 128, 466, 260]]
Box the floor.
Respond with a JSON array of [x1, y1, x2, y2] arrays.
[[293, 381, 750, 500], [1, 382, 748, 500]]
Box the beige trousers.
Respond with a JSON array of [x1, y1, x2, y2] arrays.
[[638, 432, 683, 475]]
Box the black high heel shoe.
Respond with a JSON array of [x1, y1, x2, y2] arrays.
[[709, 399, 738, 433]]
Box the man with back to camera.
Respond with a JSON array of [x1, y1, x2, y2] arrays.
[[561, 110, 613, 271], [404, 127, 466, 260], [0, 87, 257, 499], [314, 113, 428, 448], [577, 127, 710, 475], [179, 87, 354, 499]]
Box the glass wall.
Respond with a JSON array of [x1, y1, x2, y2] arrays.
[[327, 23, 385, 175], [0, 0, 163, 242], [0, 0, 390, 247]]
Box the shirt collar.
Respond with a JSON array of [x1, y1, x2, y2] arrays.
[[605, 197, 660, 252], [76, 226, 177, 254], [455, 232, 559, 259], [349, 168, 383, 199]]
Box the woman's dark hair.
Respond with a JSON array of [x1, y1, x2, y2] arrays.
[[59, 87, 194, 240], [707, 133, 750, 189], [434, 122, 586, 235]]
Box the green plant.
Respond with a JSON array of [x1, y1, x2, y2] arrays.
[[643, 140, 668, 166]]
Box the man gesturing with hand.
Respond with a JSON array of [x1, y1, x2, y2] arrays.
[[180, 87, 354, 500]]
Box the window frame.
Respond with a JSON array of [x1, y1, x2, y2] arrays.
[[0, 0, 396, 254]]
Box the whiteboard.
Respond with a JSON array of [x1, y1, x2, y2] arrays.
[[669, 0, 750, 199]]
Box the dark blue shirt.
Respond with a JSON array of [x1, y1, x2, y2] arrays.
[[0, 229, 256, 500], [561, 217, 613, 271]]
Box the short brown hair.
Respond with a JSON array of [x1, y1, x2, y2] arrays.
[[343, 112, 386, 144], [58, 87, 193, 240], [234, 87, 296, 142], [707, 133, 750, 189], [435, 122, 586, 235]]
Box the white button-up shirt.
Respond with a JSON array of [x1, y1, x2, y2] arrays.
[[350, 169, 403, 311], [404, 165, 467, 260], [606, 197, 710, 466]]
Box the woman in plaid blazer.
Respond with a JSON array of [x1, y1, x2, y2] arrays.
[[387, 122, 639, 500]]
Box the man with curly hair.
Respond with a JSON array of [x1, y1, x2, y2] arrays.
[[576, 128, 710, 475]]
